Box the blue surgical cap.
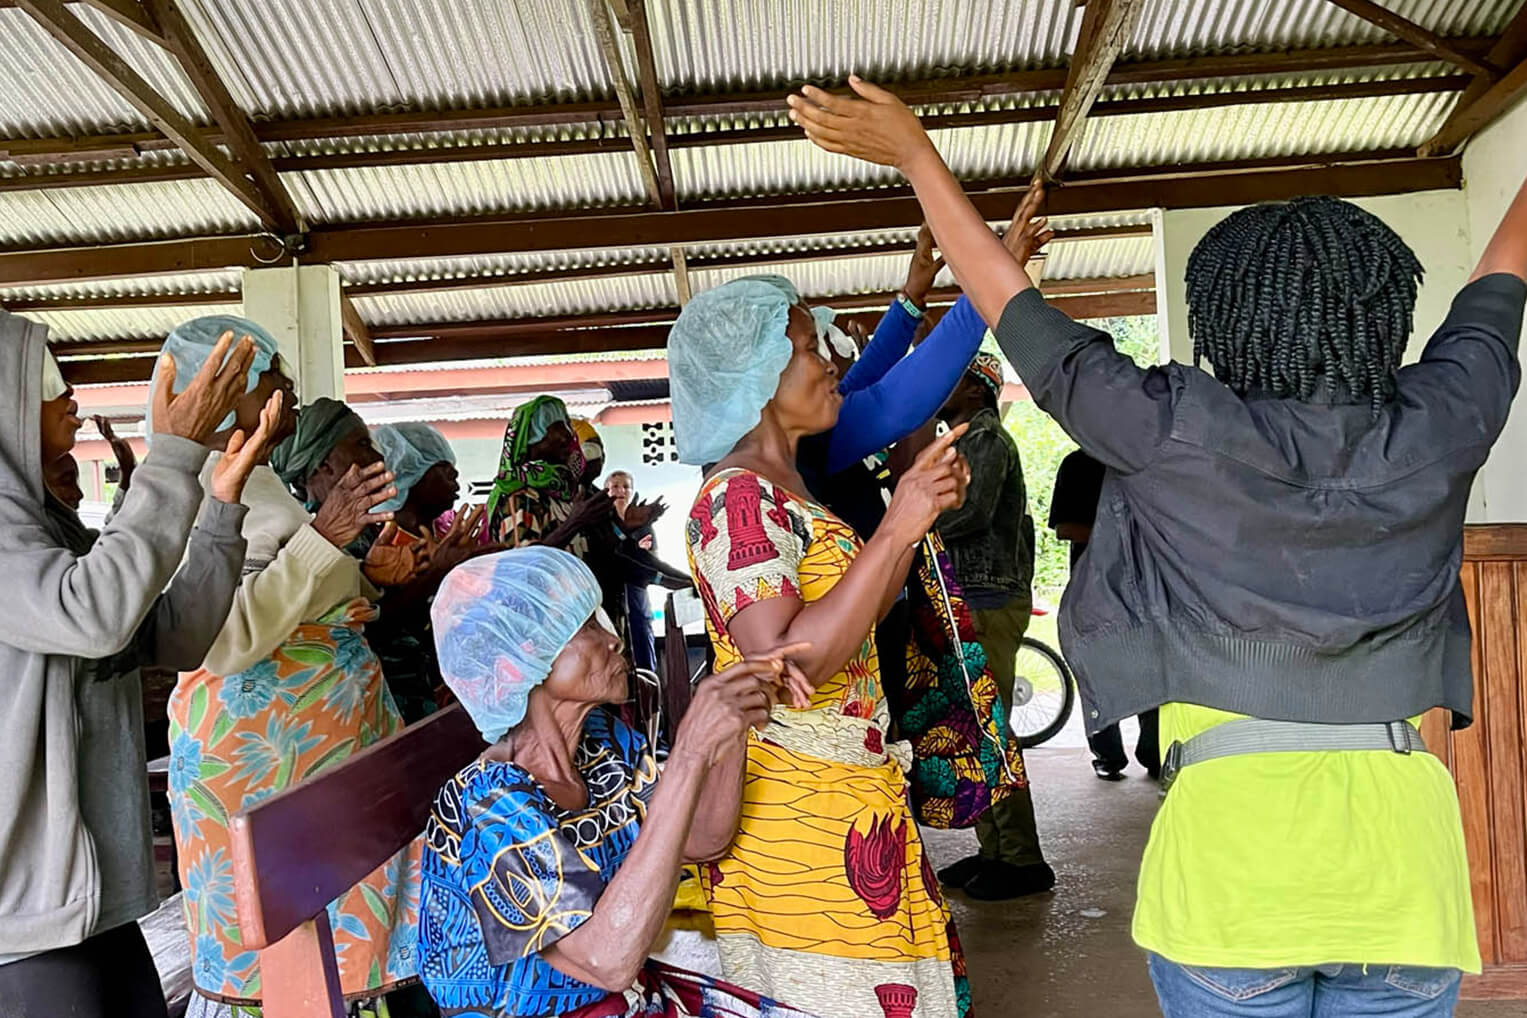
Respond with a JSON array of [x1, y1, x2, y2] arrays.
[[149, 314, 281, 433], [668, 276, 800, 465], [432, 547, 602, 741], [372, 422, 456, 514]]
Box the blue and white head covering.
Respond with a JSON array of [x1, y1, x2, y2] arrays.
[[372, 422, 456, 514], [432, 547, 602, 742], [667, 275, 804, 465], [148, 314, 281, 434]]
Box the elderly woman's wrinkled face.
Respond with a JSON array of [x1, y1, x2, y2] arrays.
[[40, 385, 82, 467], [541, 614, 626, 706], [232, 364, 298, 445], [769, 303, 841, 436], [308, 422, 383, 505]]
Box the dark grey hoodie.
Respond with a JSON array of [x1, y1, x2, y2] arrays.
[[0, 312, 247, 960]]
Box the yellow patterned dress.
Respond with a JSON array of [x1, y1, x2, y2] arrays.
[[685, 469, 967, 1018]]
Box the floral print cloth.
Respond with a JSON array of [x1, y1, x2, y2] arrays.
[[168, 597, 421, 1004]]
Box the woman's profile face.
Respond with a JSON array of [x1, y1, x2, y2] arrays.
[[768, 304, 841, 436], [541, 615, 626, 706]]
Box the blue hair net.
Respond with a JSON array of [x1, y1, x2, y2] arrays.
[[668, 276, 800, 465], [372, 422, 456, 514], [431, 547, 602, 742], [148, 314, 280, 433]]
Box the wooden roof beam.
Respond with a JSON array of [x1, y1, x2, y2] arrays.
[[625, 0, 676, 210], [1039, 0, 1148, 182], [339, 293, 376, 367], [1324, 0, 1499, 78], [1419, 3, 1527, 156], [14, 0, 289, 233], [0, 0, 167, 45], [586, 0, 664, 208], [140, 0, 302, 237], [0, 39, 1492, 166]]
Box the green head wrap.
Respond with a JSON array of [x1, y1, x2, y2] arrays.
[[269, 396, 366, 506]]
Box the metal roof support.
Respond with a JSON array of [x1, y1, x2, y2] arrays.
[[14, 0, 294, 232], [0, 40, 1492, 168], [1038, 0, 1148, 182], [586, 0, 664, 209], [1323, 0, 1499, 78], [1419, 3, 1527, 156], [141, 0, 303, 238], [339, 294, 377, 367]]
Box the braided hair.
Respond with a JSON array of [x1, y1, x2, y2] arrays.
[[1185, 196, 1423, 415]]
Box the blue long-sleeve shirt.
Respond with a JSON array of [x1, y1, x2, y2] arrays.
[[824, 294, 988, 473]]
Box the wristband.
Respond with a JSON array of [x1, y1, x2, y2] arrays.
[[896, 292, 926, 320]]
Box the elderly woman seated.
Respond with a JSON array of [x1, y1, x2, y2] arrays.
[[418, 547, 819, 1018]]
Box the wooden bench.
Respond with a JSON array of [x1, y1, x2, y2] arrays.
[[228, 704, 482, 1018]]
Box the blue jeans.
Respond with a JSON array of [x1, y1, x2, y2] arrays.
[[1148, 955, 1461, 1018]]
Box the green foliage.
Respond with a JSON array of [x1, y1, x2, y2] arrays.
[[998, 315, 1160, 605]]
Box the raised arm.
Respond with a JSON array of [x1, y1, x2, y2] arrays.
[[1471, 170, 1527, 283], [840, 224, 942, 393]]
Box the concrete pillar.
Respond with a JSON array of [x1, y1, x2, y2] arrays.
[[241, 265, 345, 401]]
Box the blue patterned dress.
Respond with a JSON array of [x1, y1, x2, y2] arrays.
[[417, 709, 821, 1018]]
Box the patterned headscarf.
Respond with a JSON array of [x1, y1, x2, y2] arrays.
[[570, 417, 603, 466], [484, 396, 581, 539], [432, 547, 601, 741], [967, 352, 1005, 399], [269, 397, 366, 505]]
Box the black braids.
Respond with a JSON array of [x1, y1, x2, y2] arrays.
[[1184, 195, 1422, 415]]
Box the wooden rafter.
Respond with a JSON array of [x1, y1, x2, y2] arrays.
[[14, 0, 290, 233], [0, 0, 166, 44], [1419, 3, 1527, 156], [0, 39, 1490, 167], [1039, 0, 1148, 181], [586, 0, 663, 208], [670, 247, 692, 304], [625, 0, 676, 209], [339, 293, 376, 367], [0, 153, 1460, 288], [1324, 0, 1498, 78], [140, 0, 302, 237]]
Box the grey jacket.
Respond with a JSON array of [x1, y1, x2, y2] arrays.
[[936, 406, 1034, 604], [995, 274, 1526, 734], [0, 312, 246, 958]]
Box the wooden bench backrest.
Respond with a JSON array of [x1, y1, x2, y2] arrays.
[[228, 704, 482, 1018]]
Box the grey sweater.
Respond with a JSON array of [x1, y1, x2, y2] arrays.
[[0, 313, 246, 958], [995, 274, 1526, 734]]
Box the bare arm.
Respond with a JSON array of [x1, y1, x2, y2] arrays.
[[1471, 171, 1527, 283]]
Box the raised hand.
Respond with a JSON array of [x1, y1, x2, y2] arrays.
[[882, 423, 971, 547], [566, 488, 616, 533], [620, 495, 668, 532], [363, 523, 433, 588], [92, 415, 138, 489], [1002, 182, 1055, 267], [424, 504, 493, 578], [903, 223, 946, 306], [787, 76, 936, 170], [150, 331, 256, 444], [209, 389, 284, 505], [312, 461, 396, 549]]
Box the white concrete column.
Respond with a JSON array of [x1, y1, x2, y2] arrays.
[[240, 265, 345, 401]]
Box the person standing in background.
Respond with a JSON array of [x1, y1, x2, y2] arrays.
[[606, 468, 659, 672], [1050, 449, 1160, 781], [932, 353, 1054, 901]]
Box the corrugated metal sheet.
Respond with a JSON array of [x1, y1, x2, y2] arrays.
[[174, 0, 615, 120], [0, 179, 261, 246], [0, 269, 240, 302], [285, 151, 647, 223], [354, 273, 678, 325], [336, 246, 671, 287], [30, 302, 242, 342], [1126, 0, 1518, 59], [649, 0, 1081, 93], [0, 6, 205, 136], [1041, 236, 1155, 280]]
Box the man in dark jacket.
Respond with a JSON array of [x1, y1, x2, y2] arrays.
[[933, 352, 1053, 901]]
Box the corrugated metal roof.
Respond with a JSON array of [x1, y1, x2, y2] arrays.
[[649, 0, 1082, 93], [354, 273, 678, 325], [1126, 0, 1518, 59], [0, 269, 240, 303], [285, 150, 648, 222], [34, 302, 242, 342], [336, 246, 672, 287], [0, 178, 261, 245], [0, 6, 206, 136]]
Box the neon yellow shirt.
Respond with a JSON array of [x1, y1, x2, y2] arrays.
[[1132, 703, 1480, 973]]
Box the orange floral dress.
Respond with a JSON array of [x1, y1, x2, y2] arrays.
[[685, 469, 966, 1018], [167, 597, 421, 1005]]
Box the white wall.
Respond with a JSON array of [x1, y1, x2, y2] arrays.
[[1463, 94, 1527, 523]]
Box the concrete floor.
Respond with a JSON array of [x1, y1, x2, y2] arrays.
[[930, 740, 1527, 1018]]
